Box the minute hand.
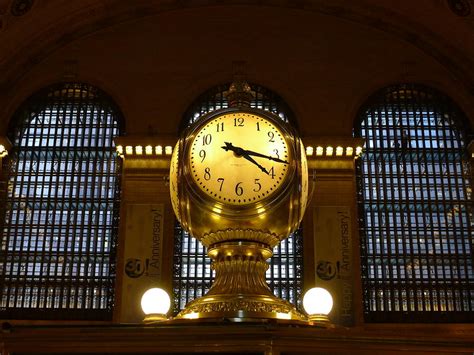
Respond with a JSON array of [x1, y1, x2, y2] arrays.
[[241, 149, 289, 164]]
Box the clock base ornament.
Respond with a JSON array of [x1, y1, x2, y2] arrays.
[[170, 105, 309, 322], [175, 239, 307, 321]]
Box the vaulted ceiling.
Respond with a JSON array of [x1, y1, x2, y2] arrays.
[[0, 0, 473, 134]]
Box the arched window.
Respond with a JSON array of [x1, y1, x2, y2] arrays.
[[173, 83, 303, 313], [355, 83, 474, 322], [0, 83, 124, 320]]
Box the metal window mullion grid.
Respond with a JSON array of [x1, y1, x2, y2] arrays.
[[408, 95, 428, 312], [443, 100, 468, 312], [98, 109, 111, 309], [415, 96, 435, 312], [48, 99, 66, 310], [401, 93, 420, 312], [54, 101, 71, 308], [358, 84, 474, 322], [427, 105, 450, 312], [434, 100, 456, 312], [384, 99, 395, 312], [9, 116, 29, 308], [382, 93, 395, 312], [376, 99, 387, 312], [16, 110, 39, 308], [388, 103, 403, 313], [65, 97, 83, 311], [362, 106, 375, 312], [91, 104, 104, 308], [28, 104, 50, 309], [1, 83, 121, 319]]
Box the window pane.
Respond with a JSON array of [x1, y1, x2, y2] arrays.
[[356, 84, 474, 322], [0, 83, 123, 320]]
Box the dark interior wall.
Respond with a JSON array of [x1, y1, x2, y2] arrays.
[[0, 3, 473, 135]]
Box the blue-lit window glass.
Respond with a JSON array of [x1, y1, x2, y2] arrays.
[[355, 84, 474, 322], [0, 83, 123, 320]]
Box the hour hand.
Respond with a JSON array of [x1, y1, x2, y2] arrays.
[[222, 142, 269, 175], [221, 142, 245, 156]]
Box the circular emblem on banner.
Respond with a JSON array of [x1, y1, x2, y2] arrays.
[[316, 260, 336, 281], [125, 258, 145, 278]]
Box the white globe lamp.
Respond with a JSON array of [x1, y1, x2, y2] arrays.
[[141, 287, 171, 323], [303, 287, 333, 325]]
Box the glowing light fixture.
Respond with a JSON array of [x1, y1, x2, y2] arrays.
[[335, 146, 343, 156], [303, 287, 333, 325], [155, 145, 163, 155], [145, 145, 153, 155], [325, 146, 333, 156], [125, 146, 133, 155], [165, 145, 173, 155], [141, 287, 171, 323], [306, 146, 314, 156], [135, 145, 143, 155], [316, 146, 324, 156]]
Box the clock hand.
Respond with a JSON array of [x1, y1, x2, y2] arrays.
[[241, 154, 270, 175], [241, 149, 289, 164], [221, 142, 269, 175], [222, 142, 288, 164]]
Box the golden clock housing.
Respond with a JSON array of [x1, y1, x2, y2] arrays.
[[170, 107, 308, 320]]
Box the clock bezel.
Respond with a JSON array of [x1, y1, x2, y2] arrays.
[[182, 107, 299, 213]]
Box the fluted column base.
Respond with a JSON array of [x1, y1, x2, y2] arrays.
[[175, 240, 306, 321]]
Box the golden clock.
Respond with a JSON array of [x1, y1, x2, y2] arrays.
[[170, 105, 309, 321], [189, 111, 291, 206], [171, 107, 307, 247]]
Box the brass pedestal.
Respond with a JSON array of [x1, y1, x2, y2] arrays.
[[176, 240, 307, 321]]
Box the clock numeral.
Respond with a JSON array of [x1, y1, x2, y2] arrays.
[[234, 117, 244, 127], [235, 182, 244, 196], [256, 122, 260, 131], [217, 177, 224, 192], [273, 149, 279, 159], [268, 131, 275, 142], [253, 178, 262, 192], [202, 134, 212, 146], [216, 122, 224, 132], [199, 150, 206, 162], [269, 167, 275, 179], [204, 167, 211, 181]]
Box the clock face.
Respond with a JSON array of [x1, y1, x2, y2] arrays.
[[189, 111, 291, 205]]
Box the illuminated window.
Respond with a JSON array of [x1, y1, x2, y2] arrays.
[[173, 83, 303, 313], [0, 83, 123, 320], [355, 84, 473, 322]]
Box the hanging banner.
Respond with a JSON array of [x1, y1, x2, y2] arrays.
[[313, 206, 354, 326], [120, 203, 164, 323]]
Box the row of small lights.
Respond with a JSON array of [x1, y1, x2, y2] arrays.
[[115, 145, 363, 158], [116, 145, 173, 157], [305, 145, 363, 157]]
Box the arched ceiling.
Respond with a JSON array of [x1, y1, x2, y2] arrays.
[[0, 0, 473, 90], [0, 0, 473, 134]]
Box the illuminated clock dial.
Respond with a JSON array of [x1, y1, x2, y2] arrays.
[[189, 112, 291, 205]]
